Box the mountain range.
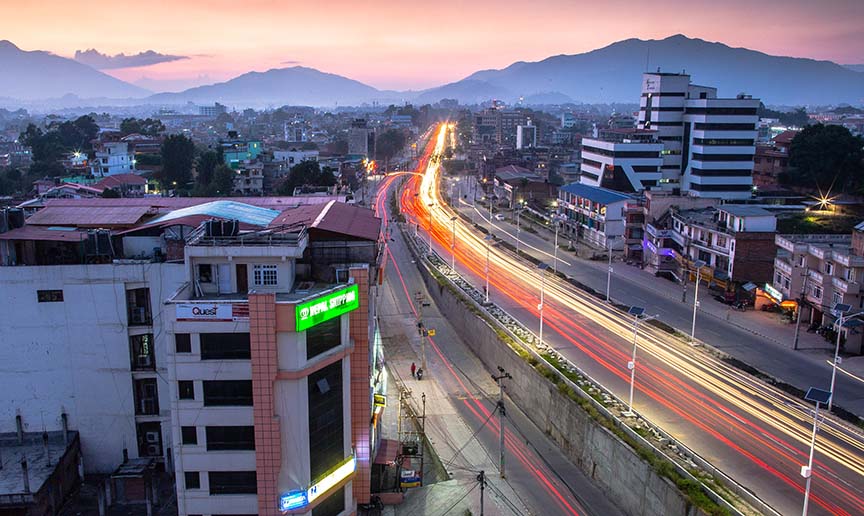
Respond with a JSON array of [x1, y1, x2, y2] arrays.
[[1, 35, 862, 108]]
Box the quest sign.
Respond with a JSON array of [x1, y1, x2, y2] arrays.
[[176, 303, 249, 322], [295, 284, 359, 332]]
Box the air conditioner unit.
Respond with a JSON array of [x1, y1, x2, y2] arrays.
[[145, 431, 160, 444], [146, 444, 160, 456]]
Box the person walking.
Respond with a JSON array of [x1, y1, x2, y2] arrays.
[[410, 362, 416, 379]]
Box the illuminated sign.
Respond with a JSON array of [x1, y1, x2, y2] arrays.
[[764, 283, 784, 304], [295, 284, 359, 332], [373, 393, 387, 408], [278, 455, 357, 511]]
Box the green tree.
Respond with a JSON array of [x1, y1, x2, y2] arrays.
[[196, 150, 220, 186], [212, 165, 236, 196], [787, 124, 864, 192], [375, 128, 407, 171], [159, 134, 195, 188], [120, 117, 165, 136], [101, 188, 121, 198], [758, 103, 810, 127], [275, 161, 335, 195], [19, 124, 64, 163]]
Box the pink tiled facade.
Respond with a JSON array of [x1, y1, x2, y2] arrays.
[[250, 293, 281, 516], [348, 267, 372, 504]]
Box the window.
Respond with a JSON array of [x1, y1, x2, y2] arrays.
[[184, 472, 201, 490], [826, 262, 834, 275], [308, 361, 344, 481], [134, 379, 159, 415], [130, 334, 155, 370], [203, 380, 253, 406], [253, 264, 278, 286], [126, 288, 152, 326], [200, 333, 251, 360], [312, 486, 345, 516], [179, 381, 195, 400], [208, 471, 257, 495], [206, 426, 256, 451], [182, 426, 198, 445], [306, 317, 342, 360], [198, 264, 213, 283], [812, 286, 823, 299], [833, 292, 843, 306], [175, 333, 192, 353], [37, 290, 64, 302]]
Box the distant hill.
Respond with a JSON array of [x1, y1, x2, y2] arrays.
[[422, 35, 864, 105], [147, 66, 397, 107], [844, 64, 864, 73], [0, 40, 149, 100]]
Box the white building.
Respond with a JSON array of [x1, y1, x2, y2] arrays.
[[516, 123, 537, 149], [274, 150, 319, 165], [91, 141, 136, 177], [579, 129, 663, 192], [637, 72, 759, 199], [557, 182, 633, 251]]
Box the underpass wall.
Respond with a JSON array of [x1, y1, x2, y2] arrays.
[[415, 264, 706, 516]]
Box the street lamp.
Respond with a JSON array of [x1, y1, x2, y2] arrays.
[[484, 234, 493, 304], [450, 216, 458, 272], [623, 306, 659, 417], [515, 200, 525, 255], [492, 366, 512, 479], [605, 236, 617, 303], [552, 214, 564, 274], [801, 387, 831, 516], [828, 303, 864, 411], [537, 263, 549, 348], [689, 259, 707, 345]]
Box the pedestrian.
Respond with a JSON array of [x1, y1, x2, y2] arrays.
[[410, 362, 416, 379], [416, 367, 423, 380]]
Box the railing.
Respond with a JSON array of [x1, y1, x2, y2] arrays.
[[774, 256, 793, 275], [187, 224, 307, 247], [832, 276, 860, 294]]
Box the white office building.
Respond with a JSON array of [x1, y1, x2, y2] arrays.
[[579, 129, 663, 192]]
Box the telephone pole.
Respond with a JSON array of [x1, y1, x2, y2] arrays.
[[477, 470, 486, 516], [492, 367, 512, 479]]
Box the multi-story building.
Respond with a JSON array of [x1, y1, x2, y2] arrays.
[[274, 150, 320, 166], [0, 197, 384, 516], [635, 72, 759, 199], [232, 162, 264, 195], [471, 109, 527, 148], [557, 182, 633, 251], [645, 205, 777, 287], [90, 141, 136, 177], [516, 123, 537, 149], [222, 139, 264, 169], [200, 103, 228, 117], [348, 119, 371, 157], [753, 130, 796, 190], [579, 129, 663, 192]]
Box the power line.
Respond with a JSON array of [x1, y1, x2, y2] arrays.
[[439, 481, 479, 516], [443, 406, 496, 471]]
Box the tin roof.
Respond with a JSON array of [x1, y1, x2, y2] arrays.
[[26, 205, 153, 227], [269, 200, 381, 241], [146, 200, 281, 227], [0, 225, 88, 242], [559, 182, 632, 205]]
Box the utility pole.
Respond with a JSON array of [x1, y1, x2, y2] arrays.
[[793, 267, 810, 350], [420, 393, 426, 486], [477, 470, 486, 516], [606, 236, 614, 303], [492, 367, 512, 478]]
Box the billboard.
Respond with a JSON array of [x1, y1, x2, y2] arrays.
[[295, 284, 359, 332]]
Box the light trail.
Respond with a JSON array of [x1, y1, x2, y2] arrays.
[[393, 123, 864, 516]]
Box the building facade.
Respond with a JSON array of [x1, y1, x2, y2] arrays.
[[91, 141, 136, 177], [579, 129, 663, 192], [557, 183, 633, 251]]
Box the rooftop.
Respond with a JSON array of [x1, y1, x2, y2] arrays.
[[0, 431, 76, 499], [719, 205, 774, 218], [559, 182, 632, 205], [146, 200, 281, 227]]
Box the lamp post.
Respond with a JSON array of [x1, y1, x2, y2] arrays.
[[492, 366, 512, 479], [624, 307, 658, 417], [450, 216, 458, 272], [552, 214, 563, 274], [605, 236, 616, 303], [537, 263, 549, 348], [792, 267, 810, 351], [484, 234, 493, 304], [828, 303, 864, 411], [689, 259, 707, 345], [515, 204, 522, 255], [801, 387, 832, 516]]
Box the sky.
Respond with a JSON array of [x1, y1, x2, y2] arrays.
[[1, 0, 862, 92]]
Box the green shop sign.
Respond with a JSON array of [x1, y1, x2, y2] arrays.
[[295, 284, 359, 331]]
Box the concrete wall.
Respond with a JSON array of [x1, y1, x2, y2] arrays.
[[415, 264, 706, 516]]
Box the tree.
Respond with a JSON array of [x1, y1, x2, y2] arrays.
[[120, 117, 165, 136], [758, 103, 810, 127], [375, 129, 407, 171], [19, 124, 64, 163], [159, 134, 195, 188], [101, 188, 121, 198], [196, 150, 220, 186], [212, 165, 236, 196], [276, 161, 335, 195], [787, 124, 864, 192]]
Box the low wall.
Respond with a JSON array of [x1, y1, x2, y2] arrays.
[[414, 258, 708, 516]]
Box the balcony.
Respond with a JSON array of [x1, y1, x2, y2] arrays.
[[774, 256, 793, 275], [809, 270, 824, 285], [834, 252, 864, 268], [832, 276, 861, 294]]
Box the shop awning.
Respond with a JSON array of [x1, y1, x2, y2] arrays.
[[742, 282, 757, 292]]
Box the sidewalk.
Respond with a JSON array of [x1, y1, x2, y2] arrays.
[[450, 192, 864, 415]]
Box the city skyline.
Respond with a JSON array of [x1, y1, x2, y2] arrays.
[[1, 0, 862, 91]]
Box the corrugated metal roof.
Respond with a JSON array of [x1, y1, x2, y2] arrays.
[[26, 205, 153, 227], [269, 200, 380, 241], [146, 200, 281, 227], [0, 225, 88, 242]]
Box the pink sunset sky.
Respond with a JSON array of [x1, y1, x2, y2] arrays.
[[1, 0, 862, 91]]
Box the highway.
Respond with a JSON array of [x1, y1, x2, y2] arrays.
[[373, 170, 625, 515], [391, 123, 864, 516]]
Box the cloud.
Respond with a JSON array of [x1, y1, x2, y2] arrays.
[[281, 60, 302, 65], [74, 49, 188, 69]]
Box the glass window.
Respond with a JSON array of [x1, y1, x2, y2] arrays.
[[200, 333, 250, 360], [179, 381, 194, 400], [203, 381, 253, 406], [175, 334, 192, 353], [308, 361, 344, 480], [184, 472, 200, 490], [181, 426, 197, 445], [208, 471, 257, 495], [205, 426, 255, 451], [312, 487, 345, 516], [253, 264, 278, 286], [198, 264, 213, 283], [306, 317, 342, 360]]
